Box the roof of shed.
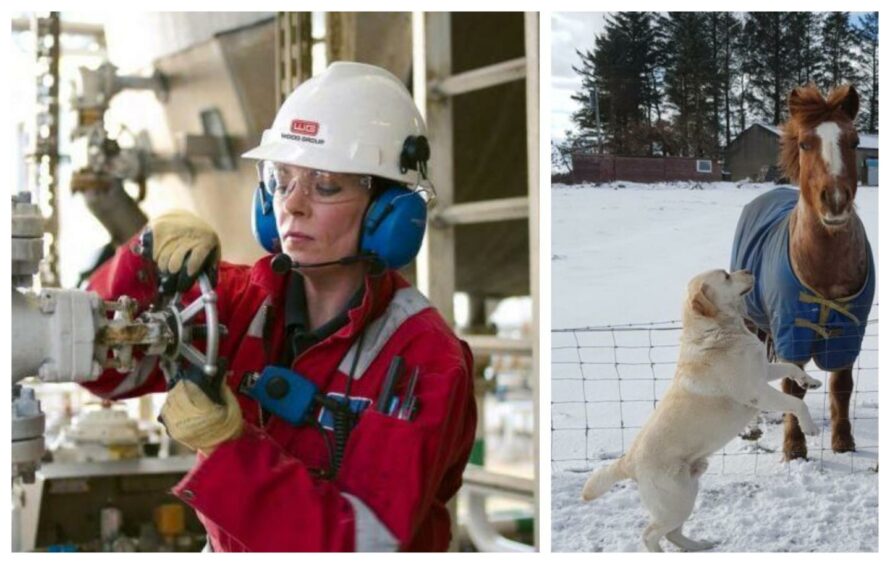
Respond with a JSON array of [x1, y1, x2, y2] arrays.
[[749, 122, 877, 150]]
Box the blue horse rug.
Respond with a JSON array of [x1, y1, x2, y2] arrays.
[[731, 187, 875, 371]]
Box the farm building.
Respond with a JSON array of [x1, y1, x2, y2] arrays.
[[725, 122, 878, 185], [571, 154, 723, 184]]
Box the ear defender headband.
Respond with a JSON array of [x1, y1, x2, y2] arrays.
[[251, 136, 430, 270]]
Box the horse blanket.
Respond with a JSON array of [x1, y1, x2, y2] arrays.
[[731, 187, 875, 371]]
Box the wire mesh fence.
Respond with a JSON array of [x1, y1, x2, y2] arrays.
[[551, 312, 878, 476]]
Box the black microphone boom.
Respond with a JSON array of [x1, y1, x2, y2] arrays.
[[270, 253, 294, 274], [271, 253, 374, 274]]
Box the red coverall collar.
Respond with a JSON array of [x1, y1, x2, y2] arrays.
[[246, 255, 402, 344]]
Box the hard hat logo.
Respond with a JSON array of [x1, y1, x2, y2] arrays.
[[291, 120, 319, 137]]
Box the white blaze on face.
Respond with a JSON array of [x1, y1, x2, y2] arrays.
[[815, 121, 844, 177]]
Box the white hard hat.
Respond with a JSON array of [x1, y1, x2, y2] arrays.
[[242, 61, 428, 185]]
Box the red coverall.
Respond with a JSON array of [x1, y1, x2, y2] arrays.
[[84, 239, 477, 551]]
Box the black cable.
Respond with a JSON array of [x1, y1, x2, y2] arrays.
[[310, 417, 336, 479], [330, 329, 367, 476]]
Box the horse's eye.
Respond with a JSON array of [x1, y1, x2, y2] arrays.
[[799, 141, 812, 151]]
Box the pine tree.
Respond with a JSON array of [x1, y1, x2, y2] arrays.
[[735, 14, 754, 134], [817, 12, 861, 90], [856, 12, 878, 133], [660, 12, 715, 157], [570, 12, 661, 155], [787, 12, 823, 87], [569, 47, 606, 153], [717, 12, 742, 148], [706, 13, 723, 154], [743, 12, 797, 125]]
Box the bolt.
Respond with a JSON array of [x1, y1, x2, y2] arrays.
[[39, 292, 56, 314]]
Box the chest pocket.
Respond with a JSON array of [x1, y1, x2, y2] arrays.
[[337, 287, 430, 380]]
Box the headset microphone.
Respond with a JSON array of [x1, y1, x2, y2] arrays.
[[270, 253, 375, 274]]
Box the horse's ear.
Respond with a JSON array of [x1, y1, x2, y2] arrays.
[[839, 85, 859, 120], [788, 86, 811, 118]]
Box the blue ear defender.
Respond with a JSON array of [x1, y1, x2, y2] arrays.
[[251, 180, 281, 253], [360, 187, 427, 270]]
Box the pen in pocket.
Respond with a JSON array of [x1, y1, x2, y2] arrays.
[[397, 366, 420, 421]]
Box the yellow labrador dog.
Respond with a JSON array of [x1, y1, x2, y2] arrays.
[[580, 269, 821, 552]]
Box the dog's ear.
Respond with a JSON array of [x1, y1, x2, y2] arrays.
[[691, 283, 718, 318]]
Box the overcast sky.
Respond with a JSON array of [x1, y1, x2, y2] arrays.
[[551, 12, 607, 143]]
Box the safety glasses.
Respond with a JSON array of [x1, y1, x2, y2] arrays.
[[260, 161, 372, 204]]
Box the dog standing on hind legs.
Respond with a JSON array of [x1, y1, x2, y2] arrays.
[[731, 84, 874, 460], [580, 269, 821, 552]]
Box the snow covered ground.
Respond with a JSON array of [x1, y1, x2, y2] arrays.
[[551, 181, 879, 552], [552, 460, 878, 552]]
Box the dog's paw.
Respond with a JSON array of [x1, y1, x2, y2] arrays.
[[794, 374, 822, 390], [739, 425, 763, 441], [799, 417, 820, 436]]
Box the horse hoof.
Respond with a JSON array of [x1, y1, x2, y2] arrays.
[[832, 435, 856, 453], [783, 444, 808, 461]]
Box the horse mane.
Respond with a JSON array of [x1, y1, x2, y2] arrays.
[[779, 84, 856, 184]]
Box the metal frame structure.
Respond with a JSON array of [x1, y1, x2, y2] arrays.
[[31, 13, 61, 287], [275, 13, 313, 105], [412, 11, 540, 552]]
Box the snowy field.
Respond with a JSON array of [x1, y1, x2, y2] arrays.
[[551, 181, 879, 552]]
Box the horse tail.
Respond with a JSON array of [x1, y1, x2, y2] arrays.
[[581, 457, 629, 502]]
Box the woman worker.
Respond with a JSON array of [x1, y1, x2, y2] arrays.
[[84, 62, 477, 552]]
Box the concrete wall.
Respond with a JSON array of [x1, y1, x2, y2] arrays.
[[105, 20, 276, 266], [103, 13, 274, 72]]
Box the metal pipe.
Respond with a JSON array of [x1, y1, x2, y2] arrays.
[[11, 290, 49, 384], [81, 179, 148, 246], [465, 492, 534, 552], [11, 17, 105, 44]]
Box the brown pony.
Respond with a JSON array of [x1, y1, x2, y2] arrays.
[[777, 84, 869, 459]]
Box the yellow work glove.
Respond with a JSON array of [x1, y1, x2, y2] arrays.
[[160, 378, 243, 455], [148, 210, 221, 292]]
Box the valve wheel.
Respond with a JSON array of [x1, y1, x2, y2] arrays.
[[160, 272, 221, 378]]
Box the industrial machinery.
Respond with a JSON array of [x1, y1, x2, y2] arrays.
[[69, 62, 172, 248], [11, 191, 224, 550]]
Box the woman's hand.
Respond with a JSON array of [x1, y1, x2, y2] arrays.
[[160, 378, 243, 456], [148, 210, 221, 292]]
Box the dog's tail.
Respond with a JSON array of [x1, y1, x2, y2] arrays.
[[581, 458, 628, 502]]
